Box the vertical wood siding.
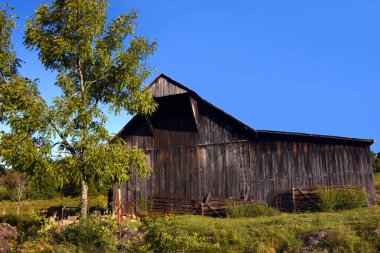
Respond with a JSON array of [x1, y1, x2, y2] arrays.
[[149, 77, 187, 97], [116, 77, 376, 210], [119, 107, 376, 207]]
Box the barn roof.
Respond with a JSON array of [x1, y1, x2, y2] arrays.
[[116, 73, 374, 146]]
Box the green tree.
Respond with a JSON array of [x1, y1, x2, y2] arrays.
[[1, 1, 157, 217], [1, 4, 51, 186], [372, 151, 380, 173]]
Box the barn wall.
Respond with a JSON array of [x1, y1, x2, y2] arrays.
[[119, 102, 376, 207]]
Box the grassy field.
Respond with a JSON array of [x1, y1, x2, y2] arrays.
[[1, 173, 379, 252], [125, 176, 380, 252], [0, 195, 107, 217], [127, 207, 380, 252]]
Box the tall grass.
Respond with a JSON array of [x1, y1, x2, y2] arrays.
[[226, 201, 278, 218]]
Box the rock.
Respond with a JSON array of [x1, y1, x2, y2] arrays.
[[0, 223, 17, 253], [304, 230, 335, 248], [121, 226, 148, 244], [293, 248, 326, 253]]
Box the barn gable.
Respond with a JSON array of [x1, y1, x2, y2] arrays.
[[148, 74, 190, 97]]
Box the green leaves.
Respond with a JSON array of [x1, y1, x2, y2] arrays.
[[85, 140, 151, 189], [21, 0, 157, 194], [371, 151, 380, 173], [2, 1, 157, 215], [24, 0, 109, 71], [0, 4, 18, 80], [0, 4, 51, 178]]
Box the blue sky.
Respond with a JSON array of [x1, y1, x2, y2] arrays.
[[6, 0, 380, 152]]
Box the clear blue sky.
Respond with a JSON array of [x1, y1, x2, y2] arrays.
[[6, 0, 380, 152]]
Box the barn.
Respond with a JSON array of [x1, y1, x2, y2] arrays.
[[114, 73, 376, 213]]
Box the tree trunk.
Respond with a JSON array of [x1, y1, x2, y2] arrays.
[[80, 180, 89, 218]]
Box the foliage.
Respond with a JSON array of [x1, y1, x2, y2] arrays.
[[0, 4, 52, 182], [18, 212, 121, 253], [0, 169, 83, 201], [226, 201, 278, 218], [0, 184, 7, 200], [2, 202, 379, 252], [372, 151, 380, 173], [374, 172, 380, 204], [1, 0, 158, 216], [61, 213, 119, 252], [342, 187, 368, 209], [0, 3, 18, 77], [135, 214, 178, 252], [317, 186, 367, 212]]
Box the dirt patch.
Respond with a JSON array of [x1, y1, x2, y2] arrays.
[[0, 223, 17, 253], [304, 230, 336, 248]]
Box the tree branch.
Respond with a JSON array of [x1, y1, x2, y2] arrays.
[[86, 74, 109, 89], [78, 58, 85, 96], [0, 71, 9, 84], [48, 119, 76, 156]]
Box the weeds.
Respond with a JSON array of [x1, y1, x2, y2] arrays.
[[18, 212, 121, 253], [317, 186, 367, 211], [226, 201, 278, 218]]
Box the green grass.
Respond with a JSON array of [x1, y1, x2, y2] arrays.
[[1, 174, 379, 252], [127, 207, 380, 252]]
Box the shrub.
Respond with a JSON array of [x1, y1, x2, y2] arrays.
[[135, 214, 178, 252], [0, 185, 8, 201], [226, 202, 278, 218], [341, 187, 367, 209], [317, 186, 367, 211], [61, 213, 119, 252], [317, 187, 341, 212], [129, 214, 222, 252], [17, 212, 121, 253]]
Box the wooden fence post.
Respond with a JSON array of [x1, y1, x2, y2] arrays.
[[116, 187, 122, 223]]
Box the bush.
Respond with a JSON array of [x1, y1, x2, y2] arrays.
[[129, 214, 221, 252], [342, 187, 367, 209], [135, 214, 178, 252], [317, 186, 367, 211], [226, 202, 278, 218], [317, 187, 341, 212], [62, 214, 118, 252], [0, 185, 8, 201], [18, 213, 121, 253]]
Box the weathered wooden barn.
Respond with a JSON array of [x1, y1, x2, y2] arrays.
[[114, 74, 376, 212]]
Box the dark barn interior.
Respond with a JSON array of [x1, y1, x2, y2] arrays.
[[114, 74, 376, 214]]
